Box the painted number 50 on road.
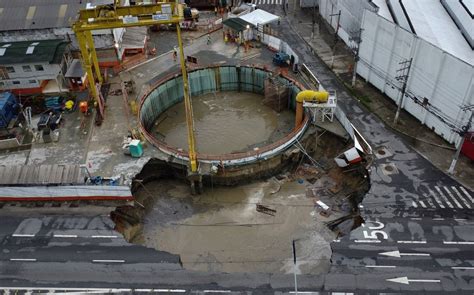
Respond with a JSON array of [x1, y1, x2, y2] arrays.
[[362, 221, 388, 240]]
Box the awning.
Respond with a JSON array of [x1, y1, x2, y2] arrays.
[[239, 9, 280, 26], [223, 17, 254, 32], [42, 79, 69, 94], [65, 59, 85, 78]]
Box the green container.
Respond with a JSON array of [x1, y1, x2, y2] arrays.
[[129, 139, 143, 158]]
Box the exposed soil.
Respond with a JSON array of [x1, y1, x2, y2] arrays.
[[112, 130, 369, 275]]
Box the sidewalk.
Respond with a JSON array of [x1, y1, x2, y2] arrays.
[[283, 3, 473, 189]]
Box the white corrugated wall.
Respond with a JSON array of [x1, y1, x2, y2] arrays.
[[357, 10, 474, 145]]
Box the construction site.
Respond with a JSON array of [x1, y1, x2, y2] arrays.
[[0, 0, 370, 287]]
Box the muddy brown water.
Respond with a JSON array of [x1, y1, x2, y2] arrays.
[[134, 179, 335, 274], [152, 91, 294, 154]]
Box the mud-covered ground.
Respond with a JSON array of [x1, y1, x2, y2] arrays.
[[114, 131, 368, 275]]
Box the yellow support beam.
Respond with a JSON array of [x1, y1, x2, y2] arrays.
[[176, 24, 198, 172]]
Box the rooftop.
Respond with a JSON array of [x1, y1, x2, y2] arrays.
[[0, 0, 113, 31], [373, 0, 473, 65], [0, 39, 69, 65]]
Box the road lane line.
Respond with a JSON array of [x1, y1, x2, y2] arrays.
[[397, 240, 426, 244], [10, 258, 37, 262], [333, 239, 341, 242], [459, 186, 474, 203], [433, 218, 445, 221], [435, 186, 454, 208], [92, 259, 125, 263], [427, 190, 445, 208], [410, 217, 422, 220], [365, 265, 396, 268], [443, 186, 463, 208], [451, 267, 474, 270], [354, 239, 381, 243], [12, 234, 35, 237], [451, 186, 471, 208], [443, 241, 474, 245], [54, 234, 78, 238], [155, 290, 186, 293], [203, 290, 232, 293], [91, 235, 118, 238], [454, 218, 467, 221]]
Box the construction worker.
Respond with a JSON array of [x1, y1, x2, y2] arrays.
[[173, 46, 178, 62], [207, 33, 212, 45]]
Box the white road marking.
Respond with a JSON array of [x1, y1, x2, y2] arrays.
[[379, 250, 430, 258], [451, 186, 472, 208], [333, 239, 341, 242], [92, 259, 125, 263], [54, 234, 78, 238], [397, 240, 426, 244], [154, 290, 186, 293], [12, 234, 35, 237], [0, 288, 133, 292], [203, 290, 232, 293], [10, 258, 37, 262], [365, 265, 396, 268], [459, 186, 474, 203], [411, 201, 418, 208], [289, 292, 320, 294], [354, 239, 381, 243], [443, 241, 474, 245], [427, 190, 445, 208], [454, 218, 467, 221], [387, 276, 440, 285], [434, 186, 454, 208], [451, 267, 474, 270], [91, 235, 118, 238], [442, 186, 463, 208], [418, 201, 427, 208], [433, 218, 445, 221], [410, 217, 422, 220]]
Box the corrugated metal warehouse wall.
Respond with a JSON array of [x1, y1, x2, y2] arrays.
[[357, 10, 474, 145]]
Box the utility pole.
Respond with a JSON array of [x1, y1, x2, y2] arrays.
[[292, 239, 298, 294], [448, 108, 473, 175], [393, 58, 413, 124], [311, 0, 316, 40], [349, 28, 363, 87], [329, 10, 341, 69]]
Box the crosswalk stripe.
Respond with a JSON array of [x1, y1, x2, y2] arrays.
[[451, 186, 471, 208], [427, 190, 445, 208], [434, 187, 454, 208], [423, 195, 436, 208], [442, 186, 463, 208], [459, 186, 474, 203], [418, 200, 427, 208], [412, 201, 418, 208]]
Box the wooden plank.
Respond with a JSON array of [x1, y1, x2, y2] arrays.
[[77, 166, 85, 184], [0, 167, 6, 184], [3, 166, 15, 184], [32, 166, 41, 185], [42, 165, 52, 184], [55, 165, 65, 184], [11, 165, 22, 184], [24, 166, 35, 184], [48, 165, 59, 184], [18, 165, 29, 184], [61, 165, 71, 184]]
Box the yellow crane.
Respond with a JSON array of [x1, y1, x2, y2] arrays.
[[73, 1, 199, 174]]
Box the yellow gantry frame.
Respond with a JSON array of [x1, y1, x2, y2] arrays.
[[73, 2, 199, 172]]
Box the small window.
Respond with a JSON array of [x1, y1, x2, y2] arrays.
[[28, 79, 36, 84], [5, 66, 15, 73], [12, 80, 20, 85], [22, 65, 32, 72], [34, 65, 44, 71], [0, 81, 4, 86]]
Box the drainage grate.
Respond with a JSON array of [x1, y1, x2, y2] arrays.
[[380, 163, 399, 175], [375, 146, 392, 159]]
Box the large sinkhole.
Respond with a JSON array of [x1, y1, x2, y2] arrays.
[[113, 66, 370, 275]]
